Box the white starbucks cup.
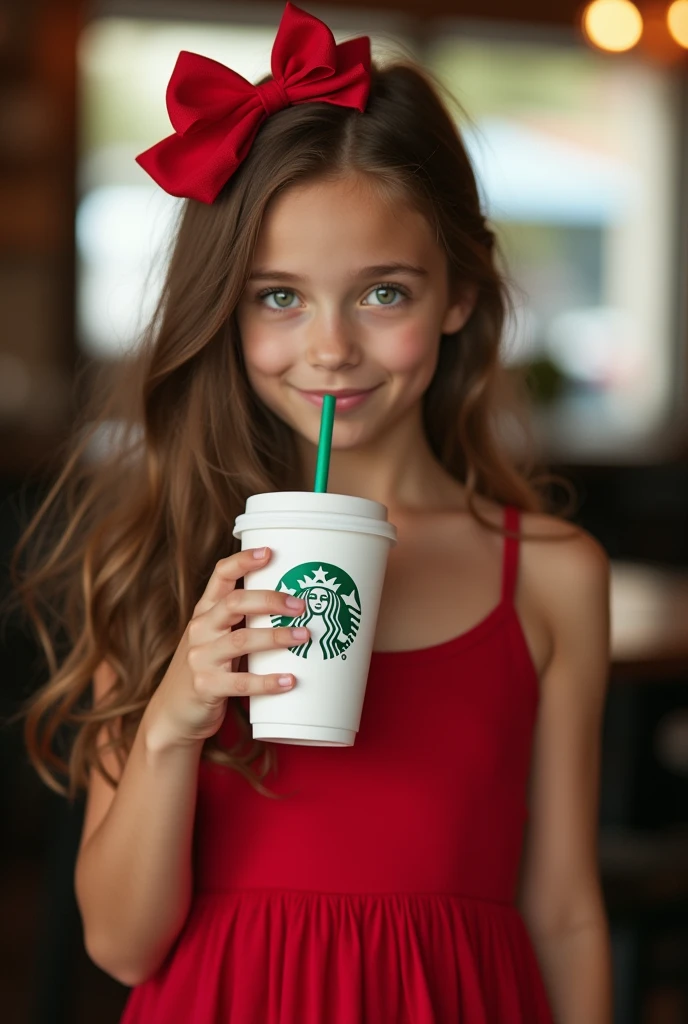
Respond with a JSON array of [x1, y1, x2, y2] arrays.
[[232, 492, 397, 746]]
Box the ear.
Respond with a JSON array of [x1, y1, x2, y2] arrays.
[[441, 282, 478, 335]]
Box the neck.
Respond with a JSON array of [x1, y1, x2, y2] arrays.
[[294, 403, 466, 521]]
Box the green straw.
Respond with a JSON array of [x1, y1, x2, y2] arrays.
[[314, 394, 336, 492]]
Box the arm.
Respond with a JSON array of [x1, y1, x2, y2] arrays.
[[516, 523, 614, 1024], [74, 547, 306, 987], [75, 662, 203, 987]]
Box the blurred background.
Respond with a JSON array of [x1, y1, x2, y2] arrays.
[[1, 0, 688, 1021]]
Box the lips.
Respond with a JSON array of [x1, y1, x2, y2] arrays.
[[295, 385, 381, 411], [298, 388, 378, 397]]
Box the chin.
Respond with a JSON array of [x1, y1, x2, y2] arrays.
[[331, 420, 382, 450], [298, 416, 373, 451]]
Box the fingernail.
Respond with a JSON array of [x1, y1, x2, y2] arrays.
[[285, 596, 304, 609], [291, 628, 308, 640], [278, 676, 294, 688], [253, 547, 267, 559]]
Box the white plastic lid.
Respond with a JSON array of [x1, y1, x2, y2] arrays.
[[233, 491, 397, 545], [244, 491, 388, 520]]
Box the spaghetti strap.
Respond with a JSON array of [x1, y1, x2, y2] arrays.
[[501, 505, 521, 605]]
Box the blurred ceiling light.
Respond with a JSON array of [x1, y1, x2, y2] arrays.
[[582, 0, 644, 52], [667, 0, 688, 46]]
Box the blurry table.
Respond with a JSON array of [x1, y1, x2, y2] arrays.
[[603, 559, 688, 827], [611, 561, 688, 681], [605, 564, 688, 1023]]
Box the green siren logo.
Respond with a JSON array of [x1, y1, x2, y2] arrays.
[[271, 562, 361, 660]]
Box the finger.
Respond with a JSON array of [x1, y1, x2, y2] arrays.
[[193, 670, 298, 701], [202, 589, 306, 635], [230, 671, 298, 696], [190, 625, 310, 670], [193, 547, 271, 618]]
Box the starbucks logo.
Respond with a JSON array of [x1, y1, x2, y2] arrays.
[[271, 562, 361, 660]]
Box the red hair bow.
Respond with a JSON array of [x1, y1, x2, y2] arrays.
[[135, 2, 371, 203]]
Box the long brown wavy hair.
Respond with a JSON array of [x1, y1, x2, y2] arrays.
[[13, 58, 563, 801]]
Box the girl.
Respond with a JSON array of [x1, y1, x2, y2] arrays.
[[16, 4, 613, 1021]]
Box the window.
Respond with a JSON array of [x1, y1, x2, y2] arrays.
[[427, 26, 681, 457]]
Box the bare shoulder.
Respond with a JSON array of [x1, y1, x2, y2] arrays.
[[518, 511, 609, 592], [473, 494, 609, 596], [517, 511, 610, 655]]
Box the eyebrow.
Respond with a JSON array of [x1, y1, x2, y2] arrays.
[[247, 262, 429, 282]]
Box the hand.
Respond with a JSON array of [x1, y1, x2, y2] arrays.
[[143, 547, 308, 749]]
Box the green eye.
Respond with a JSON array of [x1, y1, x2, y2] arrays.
[[365, 284, 407, 306], [259, 288, 297, 309]]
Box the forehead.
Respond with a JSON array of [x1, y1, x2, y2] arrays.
[[252, 175, 440, 272]]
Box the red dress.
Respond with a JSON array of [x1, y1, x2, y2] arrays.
[[121, 505, 554, 1023]]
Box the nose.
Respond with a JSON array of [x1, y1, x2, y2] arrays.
[[305, 313, 361, 372]]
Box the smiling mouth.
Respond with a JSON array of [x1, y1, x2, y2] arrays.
[[294, 385, 381, 411]]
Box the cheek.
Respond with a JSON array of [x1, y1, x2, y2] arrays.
[[376, 323, 439, 375], [240, 323, 294, 378]]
